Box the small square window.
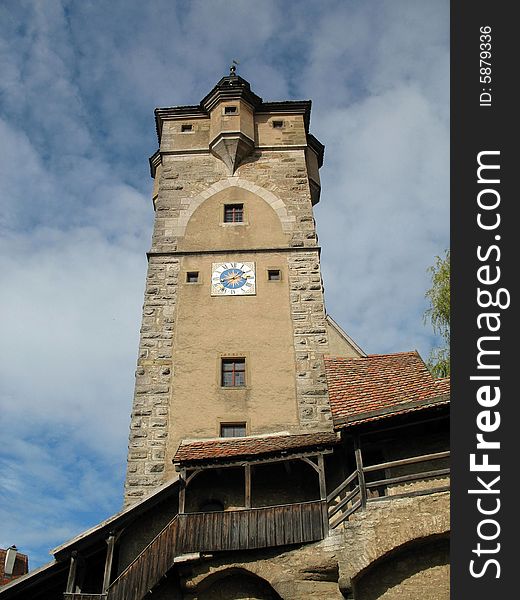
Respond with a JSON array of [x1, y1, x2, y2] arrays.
[[224, 203, 244, 223], [267, 269, 281, 281], [224, 106, 238, 115], [221, 358, 246, 387], [272, 120, 284, 129], [220, 423, 246, 438], [186, 271, 199, 283], [181, 124, 193, 132]]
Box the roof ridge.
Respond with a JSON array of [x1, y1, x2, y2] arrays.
[[365, 351, 418, 358], [326, 350, 419, 361], [179, 430, 329, 446]]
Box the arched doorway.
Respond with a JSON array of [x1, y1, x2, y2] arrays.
[[353, 536, 449, 600], [197, 568, 281, 600]]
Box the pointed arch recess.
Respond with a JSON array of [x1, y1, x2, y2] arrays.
[[179, 177, 295, 235]]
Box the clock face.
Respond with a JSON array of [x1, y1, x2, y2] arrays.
[[211, 262, 256, 296]]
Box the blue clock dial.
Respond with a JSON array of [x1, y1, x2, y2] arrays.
[[211, 262, 256, 296], [220, 268, 246, 289]]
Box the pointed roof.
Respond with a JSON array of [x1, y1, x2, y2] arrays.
[[200, 73, 263, 112]]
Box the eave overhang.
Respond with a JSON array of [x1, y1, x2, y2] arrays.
[[173, 431, 341, 470], [333, 393, 451, 430]]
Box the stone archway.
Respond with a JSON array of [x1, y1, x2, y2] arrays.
[[194, 567, 282, 600], [337, 492, 450, 599], [352, 535, 449, 600]]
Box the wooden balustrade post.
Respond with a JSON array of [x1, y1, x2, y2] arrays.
[[179, 469, 186, 514], [354, 437, 367, 509], [102, 532, 116, 593], [65, 551, 78, 593], [244, 464, 251, 509], [317, 453, 329, 535]]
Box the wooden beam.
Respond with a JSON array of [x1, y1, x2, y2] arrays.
[[367, 485, 450, 503], [365, 467, 450, 489], [317, 454, 329, 535], [335, 394, 449, 427], [329, 499, 362, 529], [317, 454, 327, 500], [65, 551, 78, 593], [357, 413, 448, 438], [185, 469, 203, 487], [245, 464, 251, 509], [363, 450, 450, 473], [177, 448, 334, 471], [102, 532, 116, 593], [179, 470, 186, 514], [328, 486, 360, 519], [300, 455, 320, 473], [354, 437, 367, 509], [326, 469, 358, 503]]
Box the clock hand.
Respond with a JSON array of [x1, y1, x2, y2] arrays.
[[223, 273, 247, 282]]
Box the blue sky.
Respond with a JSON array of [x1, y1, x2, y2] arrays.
[[0, 0, 449, 569]]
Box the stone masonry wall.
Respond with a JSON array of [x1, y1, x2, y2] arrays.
[[289, 250, 332, 428], [180, 527, 345, 600], [124, 254, 179, 504], [153, 149, 319, 253]]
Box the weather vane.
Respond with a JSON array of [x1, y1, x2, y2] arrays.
[[230, 59, 239, 77]]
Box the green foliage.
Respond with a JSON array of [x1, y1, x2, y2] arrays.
[[424, 250, 450, 377]]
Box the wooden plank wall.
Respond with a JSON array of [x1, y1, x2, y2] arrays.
[[177, 500, 324, 552]]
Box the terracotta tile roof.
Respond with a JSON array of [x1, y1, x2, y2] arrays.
[[174, 431, 340, 465], [325, 351, 450, 429], [434, 377, 451, 396]]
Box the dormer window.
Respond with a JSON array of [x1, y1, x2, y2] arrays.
[[224, 105, 238, 115]]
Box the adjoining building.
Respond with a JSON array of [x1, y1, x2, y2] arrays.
[[1, 548, 28, 587], [0, 71, 449, 600]]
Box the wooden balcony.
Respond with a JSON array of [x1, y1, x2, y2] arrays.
[[177, 500, 325, 552], [106, 500, 325, 600]]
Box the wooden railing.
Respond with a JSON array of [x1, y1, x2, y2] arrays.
[[106, 501, 325, 600], [327, 450, 450, 529], [106, 514, 180, 600]]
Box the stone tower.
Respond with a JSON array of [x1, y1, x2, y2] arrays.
[[124, 71, 333, 504]]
